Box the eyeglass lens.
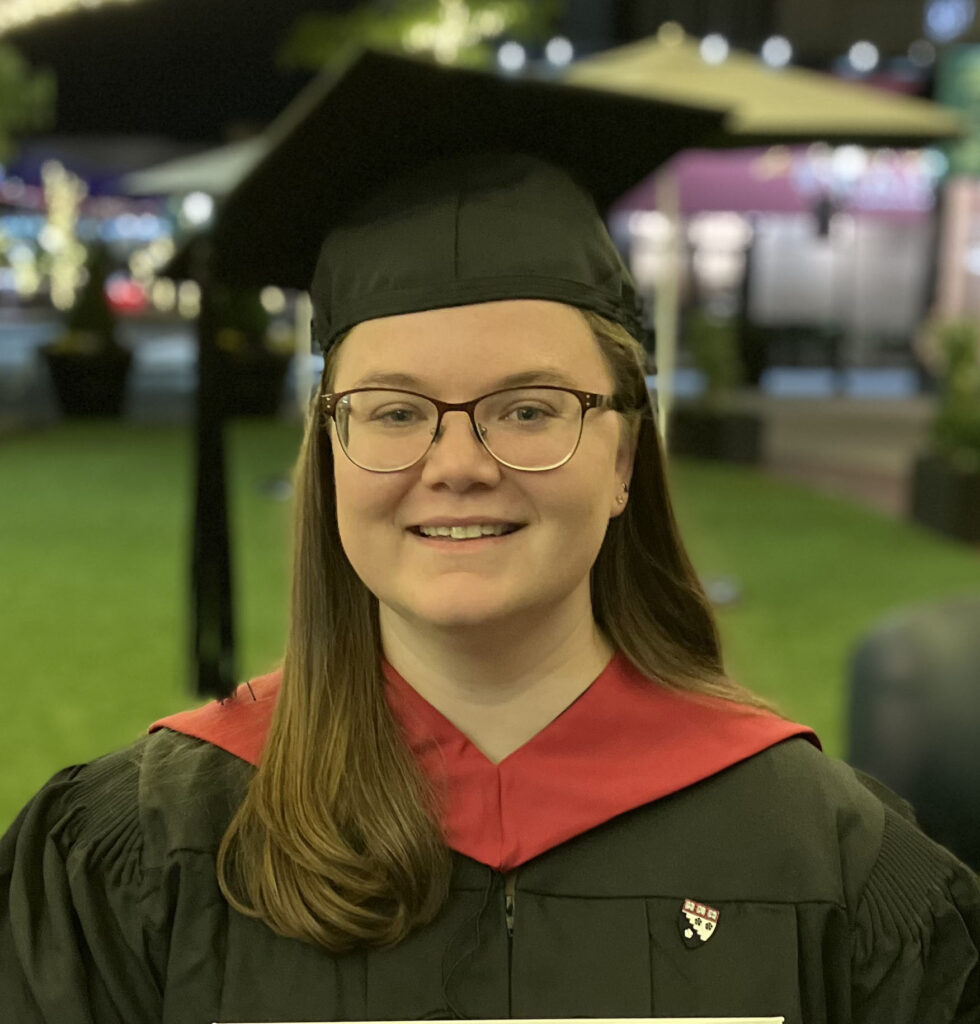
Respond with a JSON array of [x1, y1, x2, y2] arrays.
[[334, 388, 585, 471]]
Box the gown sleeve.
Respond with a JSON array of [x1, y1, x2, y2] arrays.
[[0, 749, 166, 1024], [850, 802, 980, 1024]]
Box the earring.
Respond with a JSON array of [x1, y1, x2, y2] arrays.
[[615, 483, 629, 505]]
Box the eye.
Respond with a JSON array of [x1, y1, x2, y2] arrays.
[[477, 388, 572, 428], [501, 403, 556, 423], [371, 405, 424, 426]]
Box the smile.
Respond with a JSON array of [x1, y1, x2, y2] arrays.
[[412, 523, 523, 540]]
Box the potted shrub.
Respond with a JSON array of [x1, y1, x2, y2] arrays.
[[40, 244, 133, 417], [668, 309, 763, 463], [211, 286, 294, 417], [910, 319, 980, 543]]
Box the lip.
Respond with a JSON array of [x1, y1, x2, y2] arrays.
[[409, 517, 523, 529], [406, 518, 527, 546], [409, 530, 523, 550]]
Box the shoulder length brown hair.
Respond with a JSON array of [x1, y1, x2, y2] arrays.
[[217, 309, 771, 952]]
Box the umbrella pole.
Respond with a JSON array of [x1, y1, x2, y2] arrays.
[[191, 243, 237, 699], [293, 291, 315, 418], [655, 163, 682, 446]]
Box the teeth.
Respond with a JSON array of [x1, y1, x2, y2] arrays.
[[418, 524, 513, 539]]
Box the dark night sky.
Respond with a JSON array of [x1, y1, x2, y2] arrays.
[[9, 0, 361, 142]]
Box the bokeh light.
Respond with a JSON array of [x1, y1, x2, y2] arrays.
[[848, 41, 880, 73], [545, 36, 574, 67], [181, 191, 214, 228], [700, 33, 730, 65], [761, 35, 793, 68], [924, 0, 976, 43], [260, 286, 286, 315], [497, 41, 526, 73], [908, 39, 937, 67]]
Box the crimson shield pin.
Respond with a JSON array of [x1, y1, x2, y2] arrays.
[[679, 898, 720, 948]]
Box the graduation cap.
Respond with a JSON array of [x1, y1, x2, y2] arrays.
[[185, 48, 726, 698]]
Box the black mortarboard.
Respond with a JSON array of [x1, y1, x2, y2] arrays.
[[186, 49, 726, 697], [310, 152, 647, 351]]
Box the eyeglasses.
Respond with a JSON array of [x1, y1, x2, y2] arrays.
[[322, 386, 626, 472]]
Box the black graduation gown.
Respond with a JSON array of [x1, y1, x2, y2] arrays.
[[1, 727, 978, 1024]]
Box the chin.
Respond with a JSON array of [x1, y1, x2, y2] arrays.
[[384, 584, 534, 632], [403, 599, 520, 631]]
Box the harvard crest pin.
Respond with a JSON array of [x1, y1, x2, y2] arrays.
[[678, 898, 720, 948]]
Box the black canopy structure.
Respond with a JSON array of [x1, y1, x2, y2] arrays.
[[563, 30, 964, 147], [173, 50, 732, 288]]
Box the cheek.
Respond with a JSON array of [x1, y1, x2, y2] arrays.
[[332, 452, 409, 554], [539, 459, 619, 541], [331, 444, 359, 531], [568, 432, 622, 510], [332, 451, 363, 518]]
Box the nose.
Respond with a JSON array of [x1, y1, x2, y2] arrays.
[[419, 410, 501, 490]]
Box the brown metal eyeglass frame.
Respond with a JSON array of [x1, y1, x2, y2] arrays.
[[321, 385, 628, 473]]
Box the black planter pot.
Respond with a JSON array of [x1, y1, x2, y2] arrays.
[[41, 346, 133, 417], [216, 350, 293, 417], [668, 406, 763, 463], [910, 453, 980, 543]]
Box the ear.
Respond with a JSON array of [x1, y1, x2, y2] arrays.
[[608, 422, 638, 518]]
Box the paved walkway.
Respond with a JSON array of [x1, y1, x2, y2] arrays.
[[734, 391, 935, 520]]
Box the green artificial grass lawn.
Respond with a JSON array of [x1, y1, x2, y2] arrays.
[[667, 461, 980, 751], [1, 420, 978, 828], [0, 419, 302, 828]]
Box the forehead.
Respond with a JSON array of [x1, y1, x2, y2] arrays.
[[331, 300, 611, 393]]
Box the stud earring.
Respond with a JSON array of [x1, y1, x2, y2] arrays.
[[615, 483, 629, 505]]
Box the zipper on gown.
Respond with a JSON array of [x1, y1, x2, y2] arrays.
[[504, 871, 517, 937]]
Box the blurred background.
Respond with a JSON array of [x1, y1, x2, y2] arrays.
[[0, 0, 977, 866]]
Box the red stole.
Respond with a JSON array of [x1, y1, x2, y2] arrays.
[[151, 655, 818, 870]]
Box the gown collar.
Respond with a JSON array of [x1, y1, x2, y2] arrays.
[[151, 654, 818, 870]]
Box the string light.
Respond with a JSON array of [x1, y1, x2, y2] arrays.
[[180, 191, 214, 228], [678, 28, 942, 80], [128, 248, 154, 280], [401, 0, 507, 65], [699, 33, 730, 65], [177, 280, 201, 320], [41, 161, 87, 311], [260, 286, 286, 315], [848, 40, 880, 73], [0, 0, 145, 35], [497, 41, 526, 73], [545, 36, 574, 67], [831, 145, 869, 184], [922, 148, 950, 179], [9, 241, 40, 298], [150, 278, 176, 313], [761, 35, 793, 68]]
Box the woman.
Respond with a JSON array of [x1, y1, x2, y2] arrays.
[[2, 152, 978, 1024]]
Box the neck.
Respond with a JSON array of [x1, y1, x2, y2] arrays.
[[380, 600, 615, 763]]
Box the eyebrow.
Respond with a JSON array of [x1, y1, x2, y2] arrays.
[[348, 369, 581, 390]]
